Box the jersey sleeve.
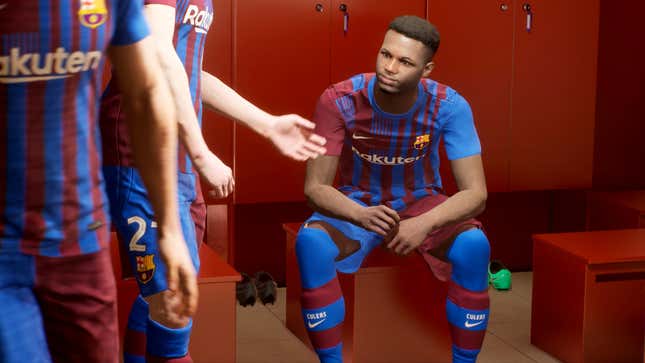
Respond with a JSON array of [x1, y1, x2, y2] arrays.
[[111, 0, 151, 46], [443, 94, 482, 160], [313, 88, 347, 156]]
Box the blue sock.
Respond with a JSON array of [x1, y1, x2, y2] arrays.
[[446, 229, 491, 363], [296, 226, 344, 363], [146, 318, 192, 359]]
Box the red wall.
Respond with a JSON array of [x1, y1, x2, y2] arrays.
[[593, 0, 645, 189]]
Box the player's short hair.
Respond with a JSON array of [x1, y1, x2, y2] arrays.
[[388, 15, 440, 60]]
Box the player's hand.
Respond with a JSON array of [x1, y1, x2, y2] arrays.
[[157, 230, 198, 322], [386, 216, 431, 256], [193, 151, 234, 198], [354, 205, 400, 236], [266, 114, 327, 161]]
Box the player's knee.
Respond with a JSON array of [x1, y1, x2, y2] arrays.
[[296, 227, 339, 265], [448, 228, 490, 268], [145, 292, 191, 329], [448, 228, 490, 291], [295, 226, 339, 289]]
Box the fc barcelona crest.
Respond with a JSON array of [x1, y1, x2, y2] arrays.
[[136, 254, 156, 284], [78, 0, 108, 29], [414, 134, 431, 150]]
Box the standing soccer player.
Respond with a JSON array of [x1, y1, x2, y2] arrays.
[[0, 1, 197, 362], [100, 1, 327, 362], [295, 16, 490, 363]]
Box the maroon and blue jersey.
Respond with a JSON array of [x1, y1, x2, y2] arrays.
[[100, 0, 213, 174], [0, 0, 150, 257], [315, 73, 481, 211]]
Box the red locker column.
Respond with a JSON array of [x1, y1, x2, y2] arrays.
[[329, 0, 426, 83], [233, 0, 332, 203], [509, 0, 599, 190], [202, 0, 234, 170], [429, 0, 514, 192], [202, 0, 235, 261]]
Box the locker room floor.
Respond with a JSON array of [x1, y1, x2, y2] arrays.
[[235, 272, 562, 363]]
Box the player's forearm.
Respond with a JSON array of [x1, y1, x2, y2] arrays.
[[304, 184, 365, 224], [157, 46, 212, 168], [201, 71, 275, 136], [419, 189, 487, 231], [124, 81, 182, 236]]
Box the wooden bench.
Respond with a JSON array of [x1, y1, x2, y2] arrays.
[[587, 190, 645, 230], [284, 223, 452, 363], [531, 229, 645, 363], [110, 232, 240, 363]]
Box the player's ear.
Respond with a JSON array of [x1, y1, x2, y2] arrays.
[[422, 61, 435, 78]]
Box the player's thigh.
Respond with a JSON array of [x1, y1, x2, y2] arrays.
[[304, 213, 382, 274], [0, 253, 51, 363]]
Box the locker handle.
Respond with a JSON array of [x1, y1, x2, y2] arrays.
[[315, 3, 324, 12], [523, 3, 533, 33], [339, 3, 349, 34]]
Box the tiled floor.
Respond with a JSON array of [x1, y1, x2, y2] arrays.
[[236, 272, 562, 363]]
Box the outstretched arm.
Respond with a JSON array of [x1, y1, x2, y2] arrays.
[[200, 71, 327, 161]]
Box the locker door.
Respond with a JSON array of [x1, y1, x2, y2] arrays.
[[330, 0, 426, 83], [429, 0, 514, 192], [233, 0, 332, 203], [509, 0, 599, 190]]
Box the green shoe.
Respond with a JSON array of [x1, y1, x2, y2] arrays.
[[488, 260, 512, 290]]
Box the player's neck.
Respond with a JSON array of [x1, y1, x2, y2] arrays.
[[374, 85, 418, 115]]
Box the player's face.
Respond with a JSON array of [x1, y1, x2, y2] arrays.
[[375, 30, 434, 94]]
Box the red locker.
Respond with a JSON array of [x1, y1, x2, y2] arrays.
[[428, 0, 599, 191], [509, 0, 598, 190], [233, 0, 332, 204], [429, 0, 514, 192]]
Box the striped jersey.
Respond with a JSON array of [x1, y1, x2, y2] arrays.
[[0, 0, 150, 256], [100, 0, 213, 176], [314, 73, 481, 211]]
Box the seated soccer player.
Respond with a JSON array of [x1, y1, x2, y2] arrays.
[[295, 15, 490, 363]]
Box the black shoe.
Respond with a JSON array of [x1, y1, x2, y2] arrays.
[[236, 272, 257, 307], [254, 271, 277, 305]]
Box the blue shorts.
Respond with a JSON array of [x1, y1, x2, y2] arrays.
[[103, 166, 200, 297], [0, 248, 118, 363], [304, 198, 384, 274], [302, 194, 483, 280]]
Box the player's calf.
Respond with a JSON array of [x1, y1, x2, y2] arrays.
[[445, 228, 491, 363], [296, 226, 345, 363]]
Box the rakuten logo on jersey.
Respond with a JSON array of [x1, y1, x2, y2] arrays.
[[183, 5, 214, 34], [352, 146, 425, 165], [0, 47, 102, 84]]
